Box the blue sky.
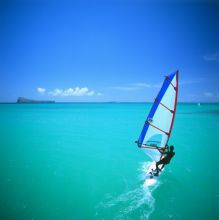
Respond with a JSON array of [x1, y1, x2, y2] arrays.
[[0, 0, 219, 102]]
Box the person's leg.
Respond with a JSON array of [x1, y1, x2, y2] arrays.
[[160, 160, 169, 171], [156, 161, 162, 174], [160, 164, 165, 170], [156, 161, 161, 171]]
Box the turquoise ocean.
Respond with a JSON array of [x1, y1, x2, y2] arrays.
[[1, 103, 218, 220]]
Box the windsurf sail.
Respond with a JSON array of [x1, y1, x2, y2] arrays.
[[137, 70, 179, 161]]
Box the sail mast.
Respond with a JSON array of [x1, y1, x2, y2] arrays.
[[167, 70, 179, 141]]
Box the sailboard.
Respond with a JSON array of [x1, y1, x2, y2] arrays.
[[136, 70, 179, 186]]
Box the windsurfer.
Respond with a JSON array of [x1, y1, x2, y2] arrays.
[[155, 145, 175, 175]]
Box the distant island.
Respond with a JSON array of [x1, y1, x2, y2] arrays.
[[17, 97, 55, 103]]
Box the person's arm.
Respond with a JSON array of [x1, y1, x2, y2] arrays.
[[165, 146, 170, 153], [157, 146, 170, 155], [157, 148, 165, 154]]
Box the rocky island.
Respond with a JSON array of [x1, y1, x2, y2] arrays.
[[17, 97, 55, 103]]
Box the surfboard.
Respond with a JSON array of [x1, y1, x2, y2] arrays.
[[136, 71, 179, 186], [144, 162, 164, 186]]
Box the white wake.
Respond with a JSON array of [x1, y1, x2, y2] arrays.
[[96, 162, 160, 220]]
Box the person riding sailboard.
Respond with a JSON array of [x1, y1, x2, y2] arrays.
[[136, 70, 178, 183], [154, 145, 175, 175]]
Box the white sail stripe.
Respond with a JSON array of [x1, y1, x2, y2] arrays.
[[151, 99, 174, 135], [171, 74, 177, 87], [161, 83, 175, 110], [155, 99, 174, 113], [147, 122, 169, 135], [142, 148, 161, 161]]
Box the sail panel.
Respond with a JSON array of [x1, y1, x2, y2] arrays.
[[142, 148, 162, 162], [143, 125, 167, 147], [161, 75, 176, 110], [138, 71, 178, 161], [151, 105, 173, 136]]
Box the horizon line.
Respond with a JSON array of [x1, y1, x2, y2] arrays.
[[0, 101, 219, 104]]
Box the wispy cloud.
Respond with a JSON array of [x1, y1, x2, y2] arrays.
[[113, 78, 203, 92], [130, 83, 161, 88], [112, 82, 161, 91], [37, 87, 46, 94], [48, 87, 96, 97], [203, 92, 219, 99], [179, 79, 203, 86], [203, 53, 219, 62], [203, 92, 213, 97], [111, 86, 140, 91], [187, 92, 219, 100]]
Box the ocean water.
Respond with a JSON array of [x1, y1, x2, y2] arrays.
[[0, 103, 218, 220]]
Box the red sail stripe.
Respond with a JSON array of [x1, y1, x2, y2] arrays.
[[155, 98, 174, 113], [165, 76, 176, 90], [146, 121, 169, 136]]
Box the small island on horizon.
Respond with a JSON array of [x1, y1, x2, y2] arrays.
[[17, 97, 55, 104]]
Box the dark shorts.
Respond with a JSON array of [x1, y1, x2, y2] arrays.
[[158, 158, 170, 165]]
